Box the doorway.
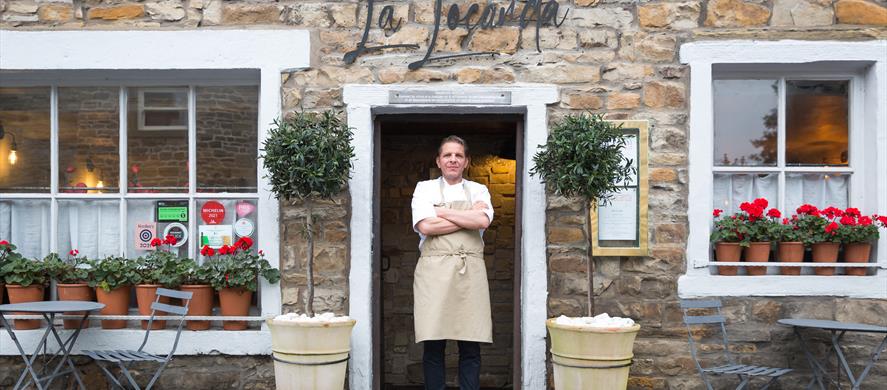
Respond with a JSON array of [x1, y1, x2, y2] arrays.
[[374, 114, 523, 389]]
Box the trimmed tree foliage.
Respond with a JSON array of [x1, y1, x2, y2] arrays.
[[262, 111, 355, 317], [531, 113, 635, 316]]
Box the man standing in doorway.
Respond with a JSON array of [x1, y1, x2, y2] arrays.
[[411, 136, 494, 390]]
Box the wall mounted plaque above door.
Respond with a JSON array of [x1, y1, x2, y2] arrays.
[[389, 90, 512, 105]]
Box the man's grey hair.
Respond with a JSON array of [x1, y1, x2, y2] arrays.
[[438, 135, 468, 156]]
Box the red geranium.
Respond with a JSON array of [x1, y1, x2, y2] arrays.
[[69, 249, 79, 256], [796, 204, 820, 217], [839, 215, 856, 226], [858, 216, 872, 226], [767, 208, 781, 218], [0, 240, 9, 246], [150, 237, 163, 247], [824, 222, 840, 235], [163, 234, 177, 246], [713, 209, 723, 217], [235, 236, 253, 250], [200, 245, 215, 257], [822, 207, 844, 219], [844, 207, 861, 218]]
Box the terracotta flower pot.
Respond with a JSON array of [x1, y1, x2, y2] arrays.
[[57, 283, 93, 329], [777, 242, 804, 276], [181, 284, 214, 331], [743, 242, 771, 276], [714, 242, 741, 276], [843, 243, 871, 276], [6, 284, 45, 330], [811, 242, 840, 276], [96, 286, 131, 329], [219, 287, 252, 331], [136, 284, 171, 330]]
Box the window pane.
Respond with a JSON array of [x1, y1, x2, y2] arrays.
[[0, 87, 51, 193], [143, 110, 187, 127], [58, 200, 120, 258], [786, 80, 849, 166], [713, 173, 778, 215], [196, 86, 258, 193], [713, 80, 778, 167], [59, 87, 120, 193], [785, 173, 849, 214], [0, 199, 50, 258], [142, 90, 187, 108], [127, 87, 188, 193], [196, 199, 258, 261], [126, 199, 191, 258]]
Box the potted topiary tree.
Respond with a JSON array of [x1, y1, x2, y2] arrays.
[[262, 111, 357, 390], [531, 113, 639, 390]]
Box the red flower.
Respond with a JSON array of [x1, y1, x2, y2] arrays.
[[164, 234, 177, 246], [258, 250, 265, 256], [822, 207, 844, 219], [0, 240, 9, 246], [858, 216, 873, 226], [839, 215, 856, 226], [796, 204, 820, 216], [825, 222, 839, 235], [713, 209, 723, 217], [767, 208, 781, 218], [219, 245, 232, 255], [753, 198, 768, 209], [844, 208, 861, 218], [201, 245, 215, 257], [131, 164, 140, 174], [69, 249, 79, 256], [236, 236, 253, 250], [782, 218, 789, 225], [877, 216, 887, 226], [150, 238, 163, 247]]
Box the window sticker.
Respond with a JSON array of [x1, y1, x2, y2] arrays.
[[234, 218, 255, 238], [163, 222, 188, 248], [199, 224, 233, 248], [200, 200, 226, 225], [156, 200, 189, 222], [135, 222, 157, 251]]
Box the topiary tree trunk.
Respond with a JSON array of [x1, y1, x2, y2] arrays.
[[531, 113, 635, 317]]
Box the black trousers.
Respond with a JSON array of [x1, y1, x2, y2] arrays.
[[422, 340, 481, 390]]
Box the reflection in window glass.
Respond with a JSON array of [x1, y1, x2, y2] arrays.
[[126, 199, 191, 258], [196, 86, 258, 193], [0, 87, 51, 193], [196, 199, 258, 262], [786, 80, 849, 166], [127, 87, 188, 193], [713, 80, 778, 166], [0, 199, 50, 258], [139, 88, 188, 130], [59, 87, 120, 193], [58, 200, 120, 258]]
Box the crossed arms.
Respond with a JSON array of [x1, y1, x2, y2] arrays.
[[416, 201, 491, 236]]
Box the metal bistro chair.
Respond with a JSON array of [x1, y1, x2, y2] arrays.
[[681, 299, 792, 390], [84, 288, 193, 390]]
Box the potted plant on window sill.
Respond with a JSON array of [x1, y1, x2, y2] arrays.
[[262, 111, 357, 390], [179, 258, 215, 331], [1, 248, 49, 330], [740, 199, 781, 276], [203, 237, 279, 331], [530, 113, 639, 390], [89, 256, 139, 329], [774, 216, 805, 276], [0, 240, 15, 306], [837, 209, 885, 276], [46, 250, 94, 329], [796, 205, 841, 276], [134, 235, 186, 330], [711, 209, 743, 275]]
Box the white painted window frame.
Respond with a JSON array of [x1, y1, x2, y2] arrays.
[[679, 40, 887, 298], [0, 29, 311, 355], [343, 84, 558, 390], [137, 87, 190, 131]]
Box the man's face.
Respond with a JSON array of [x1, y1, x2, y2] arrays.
[[436, 142, 468, 182]]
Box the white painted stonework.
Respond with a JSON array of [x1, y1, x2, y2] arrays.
[[344, 84, 558, 390], [0, 29, 312, 354], [679, 40, 887, 298]]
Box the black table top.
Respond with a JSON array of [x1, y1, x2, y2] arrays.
[[0, 301, 105, 313], [778, 318, 887, 333]]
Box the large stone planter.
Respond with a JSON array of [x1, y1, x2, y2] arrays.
[[546, 318, 640, 390], [266, 318, 356, 390]]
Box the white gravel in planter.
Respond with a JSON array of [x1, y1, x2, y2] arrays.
[[554, 313, 635, 328], [273, 312, 352, 323]]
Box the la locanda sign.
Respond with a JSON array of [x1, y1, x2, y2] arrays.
[[344, 0, 569, 70]]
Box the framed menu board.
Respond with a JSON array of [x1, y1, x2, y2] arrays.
[[591, 120, 649, 256]]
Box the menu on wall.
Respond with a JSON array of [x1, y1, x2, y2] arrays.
[[597, 188, 638, 241]]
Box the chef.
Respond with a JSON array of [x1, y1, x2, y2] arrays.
[[411, 135, 493, 390]]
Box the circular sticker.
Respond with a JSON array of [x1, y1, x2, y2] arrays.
[[201, 201, 226, 225], [234, 218, 255, 238], [163, 223, 188, 248], [139, 228, 154, 243]]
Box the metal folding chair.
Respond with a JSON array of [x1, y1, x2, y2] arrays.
[[681, 299, 792, 390], [84, 288, 193, 390]]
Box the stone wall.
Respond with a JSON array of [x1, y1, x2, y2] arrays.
[[380, 131, 516, 387], [2, 0, 886, 389]]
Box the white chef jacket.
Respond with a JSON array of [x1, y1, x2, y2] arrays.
[[411, 177, 494, 248]]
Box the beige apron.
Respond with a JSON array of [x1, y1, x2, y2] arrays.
[[414, 178, 493, 343]]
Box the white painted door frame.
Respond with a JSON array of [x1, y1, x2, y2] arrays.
[[344, 84, 558, 390]]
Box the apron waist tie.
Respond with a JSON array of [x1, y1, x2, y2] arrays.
[[421, 249, 483, 274]]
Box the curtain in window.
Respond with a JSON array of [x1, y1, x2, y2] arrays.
[[0, 200, 50, 259], [58, 200, 120, 259], [714, 173, 848, 216]]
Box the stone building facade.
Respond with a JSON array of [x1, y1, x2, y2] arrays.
[[1, 0, 886, 389]]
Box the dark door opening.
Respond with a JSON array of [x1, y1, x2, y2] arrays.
[[374, 114, 523, 390]]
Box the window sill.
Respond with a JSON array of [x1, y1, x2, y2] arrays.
[[0, 328, 271, 356], [678, 274, 887, 299]]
